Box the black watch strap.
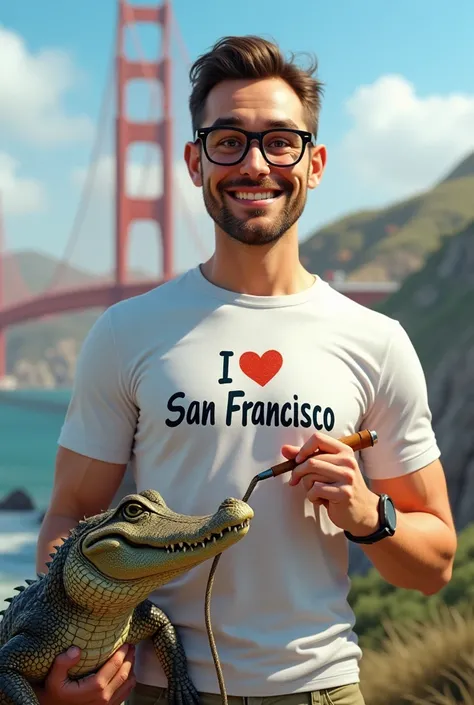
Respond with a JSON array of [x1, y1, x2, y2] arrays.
[[344, 493, 397, 545]]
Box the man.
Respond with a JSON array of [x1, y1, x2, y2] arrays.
[[36, 35, 456, 705]]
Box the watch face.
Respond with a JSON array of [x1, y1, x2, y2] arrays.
[[385, 497, 397, 531]]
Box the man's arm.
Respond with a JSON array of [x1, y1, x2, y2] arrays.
[[363, 458, 456, 595], [36, 446, 127, 573], [37, 306, 138, 573], [284, 315, 458, 596]]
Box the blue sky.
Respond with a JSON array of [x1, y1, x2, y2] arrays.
[[1, 0, 474, 279]]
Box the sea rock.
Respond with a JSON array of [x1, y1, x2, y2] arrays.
[[0, 489, 35, 511]]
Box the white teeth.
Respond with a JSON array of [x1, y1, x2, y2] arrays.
[[234, 191, 275, 201]]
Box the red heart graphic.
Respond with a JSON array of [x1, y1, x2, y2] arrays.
[[239, 350, 283, 387]]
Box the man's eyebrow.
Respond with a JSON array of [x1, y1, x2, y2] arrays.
[[208, 116, 302, 130]]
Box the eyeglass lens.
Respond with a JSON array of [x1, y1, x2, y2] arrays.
[[205, 129, 304, 165]]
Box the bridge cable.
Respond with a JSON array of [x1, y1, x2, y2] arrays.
[[42, 49, 115, 294]]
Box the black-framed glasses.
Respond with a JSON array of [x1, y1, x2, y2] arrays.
[[195, 126, 314, 167]]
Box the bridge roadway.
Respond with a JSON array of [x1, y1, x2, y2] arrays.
[[0, 280, 165, 329], [0, 278, 399, 412], [0, 278, 399, 329]]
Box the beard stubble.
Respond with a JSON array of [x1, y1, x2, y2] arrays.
[[201, 172, 309, 247]]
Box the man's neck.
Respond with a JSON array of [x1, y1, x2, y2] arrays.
[[200, 228, 315, 297]]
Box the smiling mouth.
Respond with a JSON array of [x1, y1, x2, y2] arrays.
[[225, 190, 284, 205]]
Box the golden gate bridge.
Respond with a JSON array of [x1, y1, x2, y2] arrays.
[[0, 0, 398, 382]]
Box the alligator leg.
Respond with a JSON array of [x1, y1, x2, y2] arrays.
[[0, 671, 40, 705], [128, 600, 200, 705], [0, 635, 50, 705]]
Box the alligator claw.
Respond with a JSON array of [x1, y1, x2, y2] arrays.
[[167, 677, 201, 705]]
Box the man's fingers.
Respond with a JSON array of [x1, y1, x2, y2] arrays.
[[110, 675, 137, 705], [92, 644, 132, 688], [280, 444, 299, 460], [307, 481, 347, 504], [291, 458, 354, 486], [45, 646, 82, 689], [295, 431, 349, 462], [103, 647, 135, 698]]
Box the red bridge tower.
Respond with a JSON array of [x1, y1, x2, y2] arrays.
[[115, 0, 174, 288]]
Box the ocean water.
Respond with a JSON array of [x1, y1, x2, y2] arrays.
[[0, 389, 70, 605]]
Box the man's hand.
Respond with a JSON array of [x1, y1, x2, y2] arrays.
[[38, 644, 136, 705], [282, 431, 380, 537]]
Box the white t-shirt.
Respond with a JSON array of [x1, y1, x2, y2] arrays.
[[58, 266, 440, 696]]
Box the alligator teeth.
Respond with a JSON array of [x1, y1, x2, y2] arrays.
[[162, 520, 250, 553]]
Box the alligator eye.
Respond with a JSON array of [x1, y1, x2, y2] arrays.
[[122, 502, 145, 520]]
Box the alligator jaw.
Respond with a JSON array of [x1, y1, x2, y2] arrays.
[[84, 517, 252, 554], [80, 497, 253, 582]]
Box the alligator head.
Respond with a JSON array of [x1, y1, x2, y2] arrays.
[[62, 489, 253, 615]]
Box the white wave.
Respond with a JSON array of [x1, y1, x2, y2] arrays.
[[0, 511, 41, 607]]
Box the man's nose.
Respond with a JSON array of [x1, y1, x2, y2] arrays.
[[239, 141, 271, 179]]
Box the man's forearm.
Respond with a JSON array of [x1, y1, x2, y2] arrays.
[[361, 509, 457, 595], [36, 512, 79, 573]]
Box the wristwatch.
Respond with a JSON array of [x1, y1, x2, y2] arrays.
[[344, 493, 397, 544]]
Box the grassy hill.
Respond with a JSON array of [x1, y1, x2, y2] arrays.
[[376, 220, 474, 375], [299, 150, 474, 282]]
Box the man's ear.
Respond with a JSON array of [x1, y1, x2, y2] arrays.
[[184, 141, 203, 187], [307, 143, 327, 190]]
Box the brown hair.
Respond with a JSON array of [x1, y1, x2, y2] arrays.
[[188, 36, 324, 138]]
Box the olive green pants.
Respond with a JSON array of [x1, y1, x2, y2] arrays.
[[127, 682, 365, 705]]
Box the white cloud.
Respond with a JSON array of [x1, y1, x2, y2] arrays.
[[0, 25, 93, 145], [0, 152, 46, 215], [338, 75, 474, 198]]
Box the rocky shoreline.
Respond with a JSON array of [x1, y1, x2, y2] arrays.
[[5, 338, 78, 389]]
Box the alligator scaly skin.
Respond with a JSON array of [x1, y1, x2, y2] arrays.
[[0, 489, 253, 705]]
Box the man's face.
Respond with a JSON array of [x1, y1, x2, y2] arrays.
[[185, 77, 326, 246]]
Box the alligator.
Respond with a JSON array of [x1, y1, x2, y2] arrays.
[[0, 489, 253, 705]]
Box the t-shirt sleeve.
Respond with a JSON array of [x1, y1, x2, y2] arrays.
[[58, 308, 138, 464], [359, 320, 440, 480]]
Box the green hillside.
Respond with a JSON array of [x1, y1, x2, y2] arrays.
[[376, 221, 474, 376], [300, 151, 474, 282]]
